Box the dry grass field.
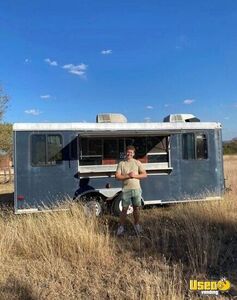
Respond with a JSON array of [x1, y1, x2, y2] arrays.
[[0, 156, 236, 299]]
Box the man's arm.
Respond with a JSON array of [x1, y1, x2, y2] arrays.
[[115, 162, 129, 181], [129, 169, 147, 179], [115, 171, 130, 181], [129, 161, 147, 179]]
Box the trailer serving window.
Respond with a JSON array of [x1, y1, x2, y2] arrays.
[[182, 133, 208, 160], [31, 134, 63, 166], [79, 136, 169, 167]]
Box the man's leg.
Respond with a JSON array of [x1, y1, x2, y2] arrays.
[[132, 189, 142, 225], [117, 190, 131, 236], [132, 189, 143, 234], [133, 206, 140, 225], [133, 206, 143, 233], [117, 207, 128, 235], [119, 207, 128, 225]]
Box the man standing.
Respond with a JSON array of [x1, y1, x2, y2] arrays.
[[115, 145, 147, 235]]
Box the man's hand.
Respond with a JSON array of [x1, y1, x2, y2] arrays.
[[115, 170, 147, 180], [115, 172, 130, 180], [128, 171, 136, 178], [129, 170, 147, 179]]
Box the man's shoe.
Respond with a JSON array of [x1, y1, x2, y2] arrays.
[[134, 224, 143, 234], [117, 225, 125, 236]]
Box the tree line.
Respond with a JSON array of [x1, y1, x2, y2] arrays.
[[223, 139, 237, 155], [0, 86, 12, 156]]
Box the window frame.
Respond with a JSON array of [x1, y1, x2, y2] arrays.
[[182, 132, 208, 160], [30, 133, 63, 167]]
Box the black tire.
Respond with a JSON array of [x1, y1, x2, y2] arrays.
[[111, 193, 134, 217], [84, 200, 102, 217], [78, 193, 106, 216]]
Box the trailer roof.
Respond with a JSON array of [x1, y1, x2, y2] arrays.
[[13, 122, 222, 133]]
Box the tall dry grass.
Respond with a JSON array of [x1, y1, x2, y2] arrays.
[[0, 156, 236, 299], [0, 204, 186, 299], [224, 155, 237, 196]]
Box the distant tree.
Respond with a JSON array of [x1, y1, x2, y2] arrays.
[[0, 85, 9, 122], [0, 123, 13, 156], [223, 140, 237, 155], [0, 85, 12, 156]]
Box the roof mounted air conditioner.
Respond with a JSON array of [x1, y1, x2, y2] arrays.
[[96, 113, 127, 123], [163, 114, 200, 122]]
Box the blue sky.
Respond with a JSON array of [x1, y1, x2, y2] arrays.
[[0, 0, 237, 140]]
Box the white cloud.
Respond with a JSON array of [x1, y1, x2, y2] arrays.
[[146, 105, 153, 109], [144, 117, 151, 122], [164, 104, 170, 108], [40, 95, 51, 99], [24, 58, 31, 64], [62, 63, 87, 77], [101, 49, 112, 55], [25, 109, 42, 116], [44, 58, 58, 66], [183, 99, 195, 105]]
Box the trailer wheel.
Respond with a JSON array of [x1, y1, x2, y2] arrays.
[[84, 200, 102, 217], [111, 193, 134, 217], [78, 193, 106, 217]]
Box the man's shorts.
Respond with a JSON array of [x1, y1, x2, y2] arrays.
[[122, 189, 142, 208]]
